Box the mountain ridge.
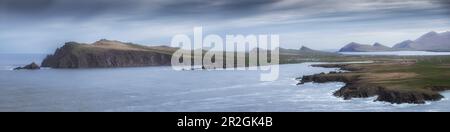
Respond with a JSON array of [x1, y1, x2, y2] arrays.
[[339, 31, 450, 52]]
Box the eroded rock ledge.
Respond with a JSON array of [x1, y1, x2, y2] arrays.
[[297, 63, 447, 104]]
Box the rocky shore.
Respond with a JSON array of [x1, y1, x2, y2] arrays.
[[297, 63, 449, 104]]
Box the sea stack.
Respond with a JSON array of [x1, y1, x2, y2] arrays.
[[14, 62, 40, 70]]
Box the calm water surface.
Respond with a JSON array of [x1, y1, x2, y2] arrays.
[[1, 54, 450, 112]]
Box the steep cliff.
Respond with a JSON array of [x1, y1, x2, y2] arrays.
[[41, 39, 178, 68]]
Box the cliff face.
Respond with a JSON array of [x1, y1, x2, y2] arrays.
[[41, 40, 176, 68]]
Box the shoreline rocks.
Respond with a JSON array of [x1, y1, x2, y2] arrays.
[[310, 64, 362, 71], [297, 72, 359, 85], [338, 31, 450, 52]]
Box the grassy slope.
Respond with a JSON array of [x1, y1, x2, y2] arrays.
[[340, 56, 450, 91]]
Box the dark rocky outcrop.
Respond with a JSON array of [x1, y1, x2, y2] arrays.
[[334, 83, 444, 104], [41, 39, 177, 68], [14, 62, 40, 70]]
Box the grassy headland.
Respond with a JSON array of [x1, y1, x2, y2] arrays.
[[298, 55, 450, 104]]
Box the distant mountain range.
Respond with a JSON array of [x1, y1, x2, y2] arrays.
[[339, 31, 450, 52]]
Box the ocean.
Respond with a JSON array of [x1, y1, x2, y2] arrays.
[[1, 54, 450, 112]]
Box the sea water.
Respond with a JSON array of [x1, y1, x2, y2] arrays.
[[1, 54, 450, 112]]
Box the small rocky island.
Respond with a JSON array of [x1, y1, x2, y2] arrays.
[[297, 62, 450, 104], [14, 62, 41, 70], [41, 39, 178, 68], [339, 31, 450, 52]]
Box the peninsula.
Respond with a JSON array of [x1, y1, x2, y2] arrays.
[[297, 57, 450, 104]]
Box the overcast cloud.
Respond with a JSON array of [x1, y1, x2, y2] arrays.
[[0, 0, 449, 53]]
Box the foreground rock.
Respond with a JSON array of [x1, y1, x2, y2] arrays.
[[41, 39, 177, 68], [14, 62, 40, 70], [297, 63, 448, 104]]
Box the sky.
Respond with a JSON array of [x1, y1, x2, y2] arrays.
[[0, 0, 450, 53]]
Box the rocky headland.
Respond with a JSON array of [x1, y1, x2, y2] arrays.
[[297, 62, 450, 104]]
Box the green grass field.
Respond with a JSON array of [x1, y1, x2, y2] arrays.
[[344, 56, 450, 90]]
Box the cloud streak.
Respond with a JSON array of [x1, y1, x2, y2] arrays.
[[0, 0, 449, 53]]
